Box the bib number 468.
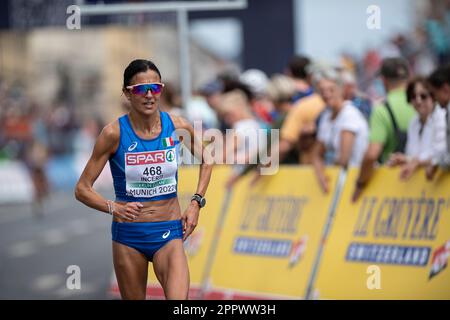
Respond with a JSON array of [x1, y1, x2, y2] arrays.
[[143, 166, 162, 176]]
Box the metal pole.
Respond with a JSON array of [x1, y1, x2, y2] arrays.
[[80, 1, 247, 16], [177, 8, 191, 109], [79, 1, 247, 109], [304, 169, 347, 300]]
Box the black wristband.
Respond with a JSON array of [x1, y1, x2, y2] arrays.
[[191, 194, 206, 208]]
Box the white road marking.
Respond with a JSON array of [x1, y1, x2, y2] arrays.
[[32, 274, 64, 292], [55, 283, 97, 298], [0, 190, 90, 225], [8, 241, 37, 258], [6, 218, 107, 259], [42, 229, 67, 246], [0, 208, 33, 224]]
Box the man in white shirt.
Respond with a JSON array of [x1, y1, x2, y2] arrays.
[[426, 65, 450, 180]]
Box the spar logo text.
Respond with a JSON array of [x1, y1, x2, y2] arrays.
[[126, 151, 166, 165]]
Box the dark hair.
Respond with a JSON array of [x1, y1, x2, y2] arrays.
[[406, 77, 434, 103], [223, 80, 254, 102], [123, 59, 162, 89], [288, 55, 311, 80], [379, 57, 410, 81], [428, 64, 450, 89]]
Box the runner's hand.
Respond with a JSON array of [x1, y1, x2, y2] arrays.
[[182, 202, 200, 241], [114, 202, 143, 221]]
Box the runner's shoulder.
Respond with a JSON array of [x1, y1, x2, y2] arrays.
[[99, 119, 120, 147]]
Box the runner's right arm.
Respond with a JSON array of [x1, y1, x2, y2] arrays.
[[74, 122, 142, 221]]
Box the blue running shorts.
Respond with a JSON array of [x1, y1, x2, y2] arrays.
[[112, 219, 183, 261]]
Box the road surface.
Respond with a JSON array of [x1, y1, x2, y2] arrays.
[[0, 189, 115, 299]]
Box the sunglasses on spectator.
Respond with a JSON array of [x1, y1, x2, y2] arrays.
[[126, 83, 165, 96], [411, 93, 430, 101]]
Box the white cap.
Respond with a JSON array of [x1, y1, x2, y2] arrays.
[[239, 69, 269, 96]]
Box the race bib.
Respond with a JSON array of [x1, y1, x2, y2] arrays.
[[125, 148, 177, 198]]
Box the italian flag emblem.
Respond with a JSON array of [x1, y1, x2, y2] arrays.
[[162, 137, 174, 147]]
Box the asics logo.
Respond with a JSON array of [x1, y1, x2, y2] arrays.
[[162, 230, 171, 239], [128, 142, 138, 151]]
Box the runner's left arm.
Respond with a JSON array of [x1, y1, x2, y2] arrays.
[[170, 115, 213, 240]]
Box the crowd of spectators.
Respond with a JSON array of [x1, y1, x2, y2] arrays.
[[1, 0, 450, 200]]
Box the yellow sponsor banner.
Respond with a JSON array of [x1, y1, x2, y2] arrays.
[[145, 165, 231, 299], [314, 167, 450, 300], [207, 167, 340, 299]]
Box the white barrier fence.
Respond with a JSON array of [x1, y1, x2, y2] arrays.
[[0, 160, 34, 204]]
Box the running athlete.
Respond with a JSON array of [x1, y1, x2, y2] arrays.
[[75, 59, 212, 300]]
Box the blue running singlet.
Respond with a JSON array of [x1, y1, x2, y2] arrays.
[[109, 111, 180, 202]]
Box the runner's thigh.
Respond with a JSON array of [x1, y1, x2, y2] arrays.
[[112, 241, 149, 300]]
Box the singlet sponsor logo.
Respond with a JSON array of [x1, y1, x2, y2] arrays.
[[166, 150, 175, 162], [128, 142, 138, 151], [126, 150, 166, 165]]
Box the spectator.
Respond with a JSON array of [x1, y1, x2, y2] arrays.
[[424, 1, 450, 65], [199, 78, 226, 131], [426, 64, 450, 179], [341, 69, 373, 121], [286, 55, 314, 102], [47, 103, 78, 156], [279, 63, 326, 165], [222, 79, 258, 123], [217, 89, 263, 186], [311, 67, 369, 193], [352, 57, 416, 201], [225, 74, 299, 188], [184, 96, 219, 130], [388, 77, 444, 180], [239, 69, 274, 126], [260, 74, 299, 165]]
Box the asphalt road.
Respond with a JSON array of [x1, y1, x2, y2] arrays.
[[0, 189, 116, 300]]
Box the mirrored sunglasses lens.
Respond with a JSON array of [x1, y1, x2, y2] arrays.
[[149, 84, 162, 94], [131, 84, 162, 95], [131, 85, 149, 95]]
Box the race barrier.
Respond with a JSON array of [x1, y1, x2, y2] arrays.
[[313, 167, 450, 299], [0, 160, 34, 204], [205, 167, 341, 299], [108, 166, 450, 300]]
